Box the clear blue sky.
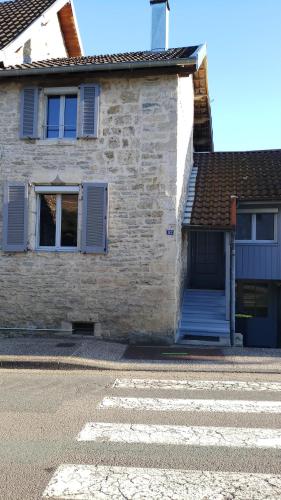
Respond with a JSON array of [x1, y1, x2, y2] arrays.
[[72, 0, 281, 152]]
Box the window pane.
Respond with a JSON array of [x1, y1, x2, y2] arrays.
[[47, 96, 60, 138], [241, 283, 268, 318], [64, 95, 77, 138], [61, 194, 78, 247], [256, 213, 275, 240], [242, 284, 256, 316], [255, 284, 268, 317], [39, 194, 56, 246], [236, 213, 252, 240]]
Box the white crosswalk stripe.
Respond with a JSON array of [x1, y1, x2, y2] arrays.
[[42, 377, 281, 499], [77, 421, 281, 449], [113, 377, 281, 392], [42, 464, 281, 499], [99, 396, 281, 413]]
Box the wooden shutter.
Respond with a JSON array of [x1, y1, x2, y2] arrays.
[[20, 87, 39, 139], [79, 84, 100, 138], [3, 182, 28, 252], [82, 183, 108, 254]]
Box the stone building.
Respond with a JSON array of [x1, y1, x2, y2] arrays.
[[0, 4, 213, 342]]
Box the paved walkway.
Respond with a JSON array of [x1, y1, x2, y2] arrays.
[[0, 335, 281, 372]]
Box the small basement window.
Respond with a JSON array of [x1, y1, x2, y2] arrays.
[[72, 322, 95, 336]]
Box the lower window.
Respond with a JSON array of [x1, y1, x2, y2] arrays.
[[236, 282, 269, 318], [38, 192, 78, 250]]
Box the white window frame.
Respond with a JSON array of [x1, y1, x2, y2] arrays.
[[35, 186, 80, 252], [236, 208, 278, 243], [43, 87, 78, 140]]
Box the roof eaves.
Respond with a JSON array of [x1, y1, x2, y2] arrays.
[[0, 52, 201, 78]]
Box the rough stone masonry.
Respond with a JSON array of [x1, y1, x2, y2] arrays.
[[0, 71, 194, 342]]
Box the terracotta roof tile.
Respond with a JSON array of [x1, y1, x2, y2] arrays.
[[0, 0, 57, 50], [1, 46, 199, 71], [190, 150, 281, 229]]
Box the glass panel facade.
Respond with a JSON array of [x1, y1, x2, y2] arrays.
[[256, 213, 275, 240], [46, 96, 60, 138], [236, 213, 252, 240], [39, 194, 56, 246], [64, 95, 77, 138], [61, 194, 78, 247]]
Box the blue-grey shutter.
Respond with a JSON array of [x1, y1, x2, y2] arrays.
[[79, 84, 100, 138], [3, 182, 28, 252], [20, 87, 39, 139], [82, 183, 108, 254]]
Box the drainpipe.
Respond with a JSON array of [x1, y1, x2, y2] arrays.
[[230, 196, 238, 346]]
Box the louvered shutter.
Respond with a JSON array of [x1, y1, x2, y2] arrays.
[[3, 182, 28, 252], [79, 84, 100, 138], [20, 87, 39, 139], [82, 183, 108, 254]]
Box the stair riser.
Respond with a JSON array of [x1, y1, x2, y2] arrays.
[[178, 339, 231, 347]]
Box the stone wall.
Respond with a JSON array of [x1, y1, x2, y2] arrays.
[[0, 72, 194, 343]]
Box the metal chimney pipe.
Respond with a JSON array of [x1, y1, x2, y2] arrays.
[[150, 0, 170, 52]]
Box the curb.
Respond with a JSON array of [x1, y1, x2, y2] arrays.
[[1, 355, 281, 374]]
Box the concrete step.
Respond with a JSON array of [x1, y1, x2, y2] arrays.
[[179, 323, 230, 334], [178, 337, 231, 347]]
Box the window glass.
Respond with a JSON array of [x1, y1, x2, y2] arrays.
[[237, 282, 268, 318], [236, 213, 252, 240], [61, 194, 78, 247], [46, 96, 60, 138], [39, 194, 56, 246], [256, 213, 275, 240], [64, 95, 77, 138]]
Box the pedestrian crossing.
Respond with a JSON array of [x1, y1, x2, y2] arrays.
[[98, 395, 281, 413], [43, 377, 281, 499], [77, 421, 281, 449]]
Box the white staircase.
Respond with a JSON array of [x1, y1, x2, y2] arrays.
[[177, 289, 231, 346]]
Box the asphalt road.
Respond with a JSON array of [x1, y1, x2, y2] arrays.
[[1, 369, 281, 499]]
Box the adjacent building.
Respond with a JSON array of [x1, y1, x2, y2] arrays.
[[0, 0, 83, 66], [183, 151, 281, 348]]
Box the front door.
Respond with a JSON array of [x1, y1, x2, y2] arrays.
[[236, 281, 278, 348], [190, 231, 225, 290]]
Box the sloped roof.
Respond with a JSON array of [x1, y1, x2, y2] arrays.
[[2, 46, 199, 70], [186, 150, 281, 229], [0, 0, 57, 50]]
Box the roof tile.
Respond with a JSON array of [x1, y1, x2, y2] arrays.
[[1, 46, 199, 71], [189, 150, 281, 229], [0, 0, 57, 50]]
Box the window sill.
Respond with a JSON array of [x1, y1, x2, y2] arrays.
[[236, 241, 278, 245], [35, 248, 79, 253], [36, 139, 78, 146]]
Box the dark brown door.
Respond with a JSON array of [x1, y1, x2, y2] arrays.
[[190, 232, 225, 290]]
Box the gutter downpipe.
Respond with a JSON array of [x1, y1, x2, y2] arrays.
[[230, 196, 238, 346]]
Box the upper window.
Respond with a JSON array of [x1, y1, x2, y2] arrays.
[[20, 84, 100, 140], [236, 210, 277, 242], [46, 94, 78, 139], [37, 189, 79, 250]]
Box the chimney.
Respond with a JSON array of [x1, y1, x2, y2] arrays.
[[150, 0, 170, 52]]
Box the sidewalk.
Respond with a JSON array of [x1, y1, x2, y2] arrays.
[[0, 335, 281, 373]]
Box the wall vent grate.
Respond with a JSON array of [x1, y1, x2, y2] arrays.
[[72, 322, 95, 336]]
